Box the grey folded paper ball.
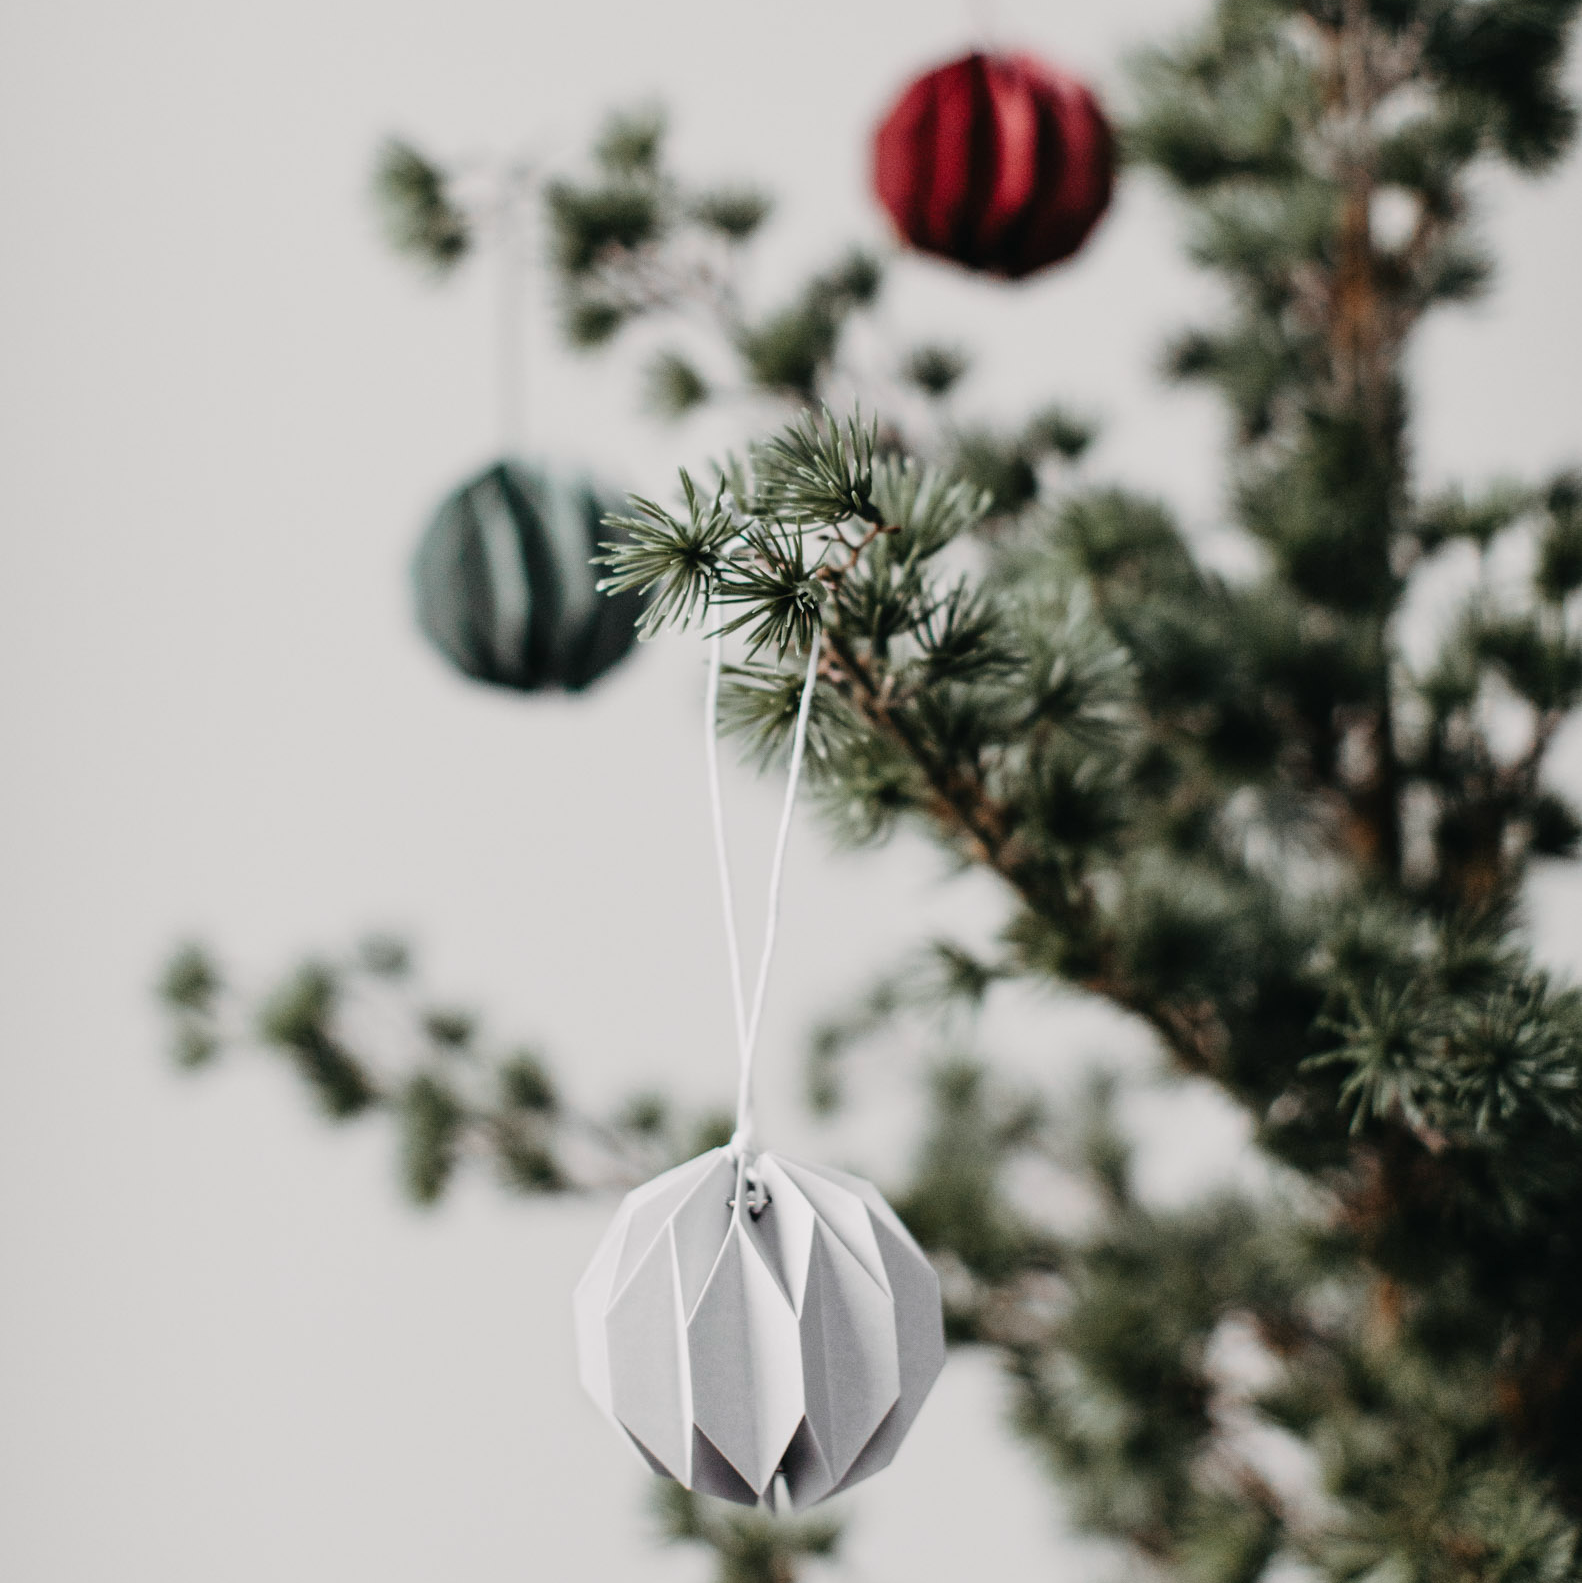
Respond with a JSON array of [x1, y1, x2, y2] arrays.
[[574, 1147, 946, 1510]]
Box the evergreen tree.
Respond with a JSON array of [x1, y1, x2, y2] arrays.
[[166, 2, 1582, 1577]]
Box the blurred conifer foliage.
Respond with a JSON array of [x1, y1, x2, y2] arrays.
[[165, 2, 1582, 1577]]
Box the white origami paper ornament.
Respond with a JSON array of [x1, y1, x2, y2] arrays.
[[575, 1147, 945, 1509], [573, 630, 947, 1508]]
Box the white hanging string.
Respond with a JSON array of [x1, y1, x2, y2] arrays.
[[703, 635, 750, 1063], [704, 629, 822, 1157], [494, 162, 533, 455]]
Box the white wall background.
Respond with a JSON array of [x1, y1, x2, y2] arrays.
[[1, 1, 1578, 1579]]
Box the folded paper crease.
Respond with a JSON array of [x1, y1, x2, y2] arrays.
[[574, 1147, 946, 1509]]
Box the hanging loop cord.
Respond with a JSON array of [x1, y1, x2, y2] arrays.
[[495, 162, 533, 454], [704, 629, 822, 1160]]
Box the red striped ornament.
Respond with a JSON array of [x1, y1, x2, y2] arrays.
[[873, 51, 1114, 280]]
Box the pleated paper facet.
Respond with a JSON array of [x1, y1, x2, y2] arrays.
[[574, 1146, 945, 1509]]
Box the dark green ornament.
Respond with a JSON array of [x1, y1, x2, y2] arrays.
[[412, 459, 643, 693]]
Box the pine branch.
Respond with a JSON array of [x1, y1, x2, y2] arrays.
[[156, 937, 728, 1203]]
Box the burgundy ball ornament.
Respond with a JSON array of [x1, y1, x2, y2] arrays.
[[873, 51, 1114, 280]]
